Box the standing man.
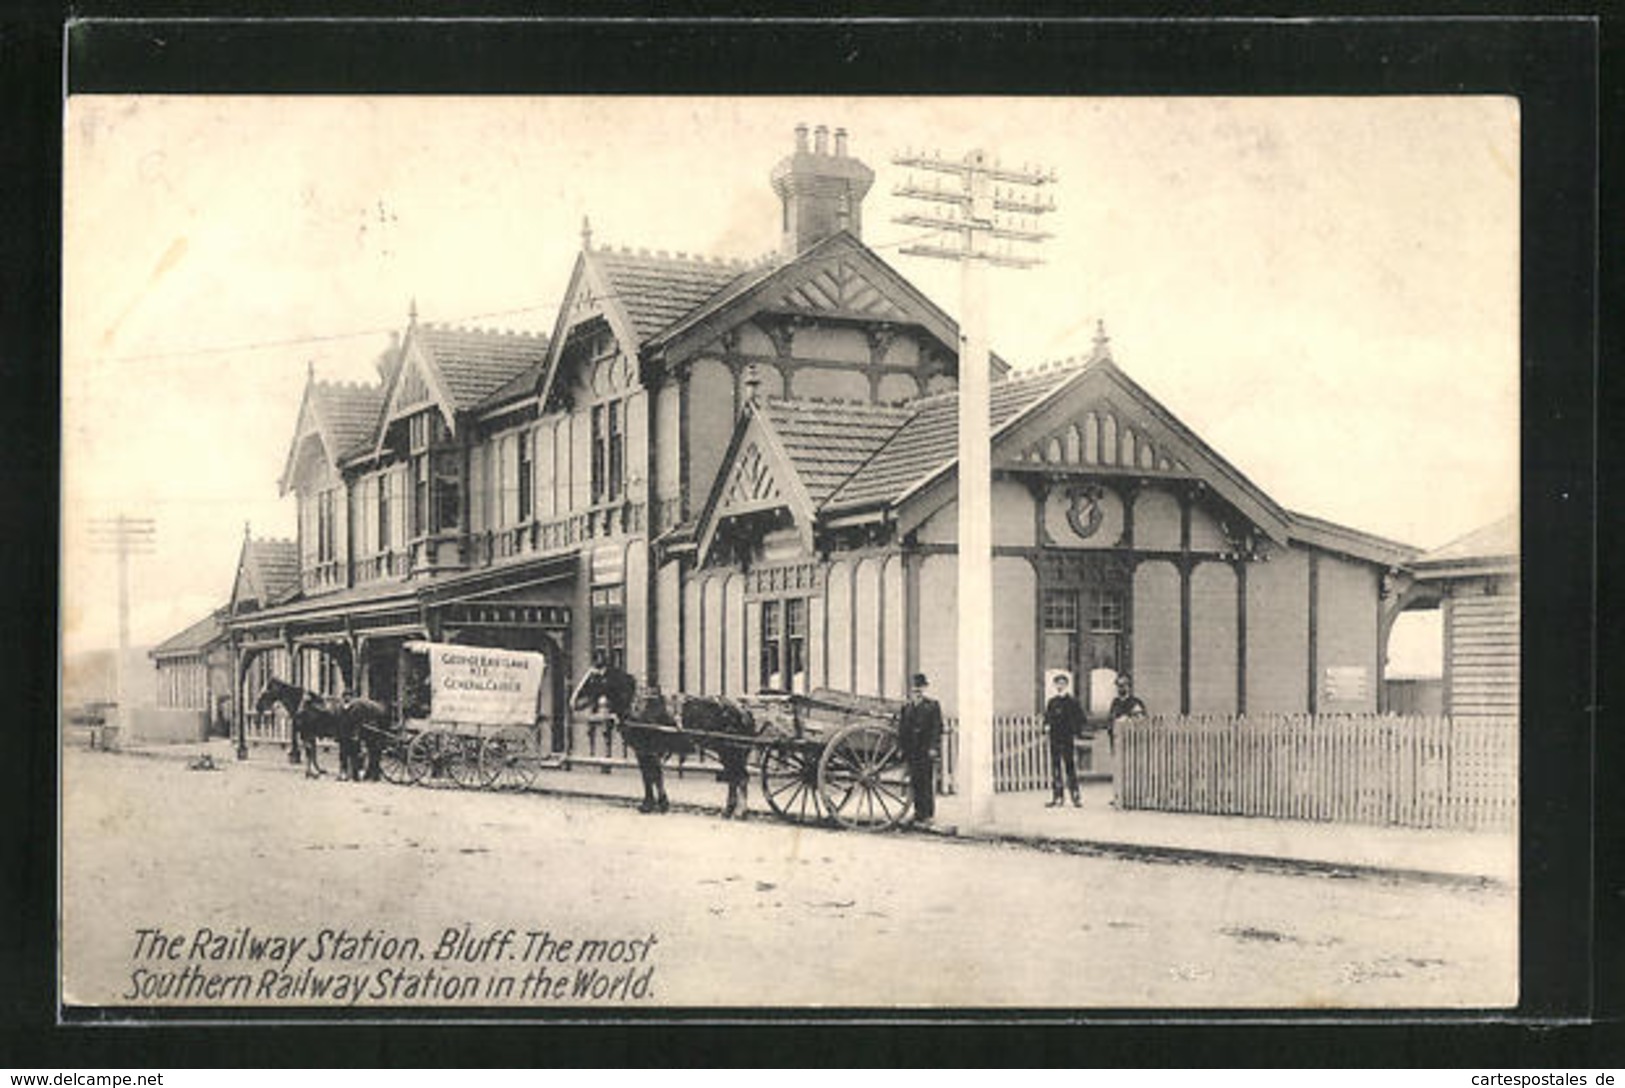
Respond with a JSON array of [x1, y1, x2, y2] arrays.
[[897, 672, 944, 826], [1043, 672, 1086, 807], [1107, 672, 1147, 752]]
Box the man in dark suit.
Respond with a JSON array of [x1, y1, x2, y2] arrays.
[[1043, 672, 1086, 807], [897, 672, 944, 825], [1106, 672, 1147, 754]]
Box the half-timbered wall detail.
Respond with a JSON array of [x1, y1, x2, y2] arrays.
[[1011, 406, 1188, 473], [721, 442, 781, 509], [1189, 562, 1239, 714], [1132, 560, 1182, 716], [1245, 547, 1310, 713], [773, 259, 912, 321], [1314, 553, 1381, 713], [1133, 488, 1183, 550], [825, 559, 853, 692]]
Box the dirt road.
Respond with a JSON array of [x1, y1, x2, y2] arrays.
[[60, 746, 1516, 1010]]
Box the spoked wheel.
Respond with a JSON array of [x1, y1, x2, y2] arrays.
[[447, 734, 491, 789], [480, 727, 539, 792], [816, 722, 912, 830], [407, 729, 463, 788], [760, 740, 825, 824], [378, 735, 413, 785]]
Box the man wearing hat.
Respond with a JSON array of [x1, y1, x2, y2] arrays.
[[896, 672, 944, 825]]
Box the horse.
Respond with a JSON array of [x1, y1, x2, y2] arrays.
[[254, 678, 391, 781], [617, 692, 758, 819]]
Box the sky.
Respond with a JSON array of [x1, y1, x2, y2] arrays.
[[61, 96, 1519, 662]]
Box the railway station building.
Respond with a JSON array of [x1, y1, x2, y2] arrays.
[[223, 123, 1492, 745]]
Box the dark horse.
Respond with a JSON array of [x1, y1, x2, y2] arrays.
[[619, 692, 758, 818], [255, 678, 390, 781], [573, 664, 756, 817]]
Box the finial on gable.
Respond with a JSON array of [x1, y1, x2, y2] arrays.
[[409, 297, 419, 327], [1091, 319, 1112, 363], [244, 520, 251, 541], [742, 360, 762, 408], [307, 360, 315, 382], [581, 215, 593, 251]]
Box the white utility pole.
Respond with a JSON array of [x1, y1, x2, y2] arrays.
[[893, 148, 1055, 827], [89, 515, 156, 721]]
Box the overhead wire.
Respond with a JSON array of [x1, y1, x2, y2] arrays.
[[86, 228, 951, 367]]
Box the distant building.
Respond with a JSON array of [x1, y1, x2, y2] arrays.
[[219, 124, 1508, 747], [1390, 514, 1519, 722], [149, 609, 231, 735]]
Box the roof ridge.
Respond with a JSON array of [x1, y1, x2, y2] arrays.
[[423, 323, 548, 340], [907, 363, 1072, 409], [599, 242, 754, 270]]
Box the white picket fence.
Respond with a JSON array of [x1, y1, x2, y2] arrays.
[[939, 712, 1516, 830], [1116, 713, 1517, 831]]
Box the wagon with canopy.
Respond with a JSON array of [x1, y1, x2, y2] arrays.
[[390, 641, 556, 790]]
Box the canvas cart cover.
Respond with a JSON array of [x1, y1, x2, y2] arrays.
[[411, 643, 546, 726]]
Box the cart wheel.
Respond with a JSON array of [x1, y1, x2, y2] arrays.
[[816, 722, 912, 830], [378, 735, 413, 785], [447, 735, 489, 789], [407, 730, 457, 788], [760, 740, 825, 824], [481, 728, 539, 792]]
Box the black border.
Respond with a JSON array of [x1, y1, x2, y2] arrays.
[[6, 8, 1610, 1068]]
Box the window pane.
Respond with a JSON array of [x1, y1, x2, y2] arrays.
[[1042, 589, 1077, 631], [518, 431, 533, 522], [608, 400, 624, 500], [1088, 588, 1124, 633], [434, 450, 461, 531], [591, 405, 605, 504]]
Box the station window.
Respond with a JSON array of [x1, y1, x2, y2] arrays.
[[517, 431, 533, 523], [377, 472, 392, 551], [758, 597, 809, 693], [590, 585, 627, 671], [1086, 587, 1124, 633], [591, 400, 627, 506]]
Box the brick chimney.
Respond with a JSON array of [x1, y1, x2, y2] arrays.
[[770, 123, 875, 258]]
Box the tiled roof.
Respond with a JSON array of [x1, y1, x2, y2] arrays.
[[151, 609, 227, 657], [247, 538, 300, 602], [312, 380, 386, 460], [587, 247, 758, 343], [824, 366, 1080, 511], [758, 398, 912, 506], [1416, 514, 1518, 564], [477, 360, 547, 411], [416, 324, 549, 410]]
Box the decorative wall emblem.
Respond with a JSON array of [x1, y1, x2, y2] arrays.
[[1043, 482, 1123, 548], [1065, 484, 1106, 540]]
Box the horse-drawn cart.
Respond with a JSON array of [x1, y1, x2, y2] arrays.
[[394, 642, 556, 792], [623, 688, 915, 831]]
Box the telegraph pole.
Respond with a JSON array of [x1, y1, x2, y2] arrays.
[[89, 515, 156, 722], [893, 148, 1055, 827]]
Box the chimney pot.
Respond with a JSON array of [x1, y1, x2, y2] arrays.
[[794, 123, 809, 153], [814, 124, 829, 155], [835, 128, 848, 157]]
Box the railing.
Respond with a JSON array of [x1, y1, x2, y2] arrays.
[[300, 559, 346, 593], [243, 709, 291, 746], [466, 501, 648, 568], [352, 549, 412, 583], [938, 715, 1112, 796], [1116, 713, 1517, 831]]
